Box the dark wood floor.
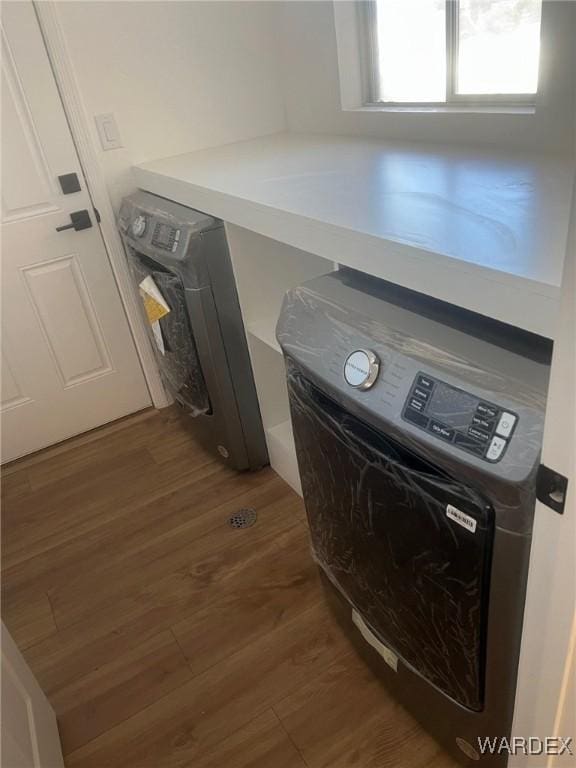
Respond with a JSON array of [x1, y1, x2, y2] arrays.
[[2, 408, 458, 768]]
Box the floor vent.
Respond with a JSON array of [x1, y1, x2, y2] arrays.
[[227, 508, 257, 529]]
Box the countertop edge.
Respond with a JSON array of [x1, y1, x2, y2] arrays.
[[132, 164, 560, 338]]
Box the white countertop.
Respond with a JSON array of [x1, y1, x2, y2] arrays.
[[134, 132, 574, 337]]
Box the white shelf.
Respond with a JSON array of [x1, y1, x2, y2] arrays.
[[135, 132, 574, 338], [265, 419, 301, 496], [247, 316, 281, 354], [226, 224, 334, 361], [223, 226, 329, 495], [244, 335, 289, 431]]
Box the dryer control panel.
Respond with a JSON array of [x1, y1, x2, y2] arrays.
[[402, 373, 518, 463], [151, 221, 181, 253]]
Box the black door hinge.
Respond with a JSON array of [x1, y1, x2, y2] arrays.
[[94, 207, 101, 223], [536, 464, 568, 515]]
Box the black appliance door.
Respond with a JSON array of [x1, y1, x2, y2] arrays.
[[127, 248, 210, 415], [287, 364, 494, 711]]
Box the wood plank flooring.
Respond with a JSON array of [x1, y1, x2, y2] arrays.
[[2, 408, 459, 768]]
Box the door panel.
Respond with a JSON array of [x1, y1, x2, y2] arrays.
[[1, 622, 65, 768], [3, 659, 36, 766], [0, 28, 58, 221], [22, 255, 112, 386], [1, 1, 150, 462], [1, 352, 29, 410], [288, 364, 494, 710]]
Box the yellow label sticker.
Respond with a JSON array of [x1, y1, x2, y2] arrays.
[[140, 292, 169, 324], [138, 276, 170, 325]]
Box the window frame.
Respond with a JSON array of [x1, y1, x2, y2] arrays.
[[360, 0, 539, 109]]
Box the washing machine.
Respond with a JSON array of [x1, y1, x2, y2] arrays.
[[118, 191, 268, 471], [276, 267, 551, 766]]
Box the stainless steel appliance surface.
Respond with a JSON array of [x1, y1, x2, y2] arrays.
[[276, 267, 552, 766], [118, 191, 267, 471]]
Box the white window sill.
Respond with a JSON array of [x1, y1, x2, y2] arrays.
[[346, 104, 536, 116]]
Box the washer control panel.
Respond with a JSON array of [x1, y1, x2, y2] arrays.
[[402, 372, 518, 463], [344, 349, 380, 390]]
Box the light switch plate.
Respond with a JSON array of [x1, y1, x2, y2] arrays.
[[94, 113, 123, 151]]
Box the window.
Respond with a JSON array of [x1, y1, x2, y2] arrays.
[[362, 0, 542, 106]]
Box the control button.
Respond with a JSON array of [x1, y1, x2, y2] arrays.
[[496, 412, 517, 439], [416, 374, 435, 391], [403, 408, 429, 429], [468, 426, 490, 443], [454, 433, 485, 456], [344, 349, 380, 390], [408, 397, 426, 413], [472, 415, 494, 432], [477, 402, 498, 419], [428, 420, 455, 442], [412, 386, 431, 402], [486, 436, 507, 462]]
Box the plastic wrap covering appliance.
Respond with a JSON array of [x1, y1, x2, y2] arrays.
[[276, 267, 551, 767], [118, 191, 268, 471]]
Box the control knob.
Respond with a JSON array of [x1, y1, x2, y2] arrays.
[[131, 214, 147, 238], [344, 349, 380, 390]]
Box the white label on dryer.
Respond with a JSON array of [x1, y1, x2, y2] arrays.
[[352, 610, 398, 672], [446, 504, 477, 533]]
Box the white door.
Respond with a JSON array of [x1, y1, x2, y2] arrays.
[[1, 622, 64, 768], [1, 0, 151, 463]]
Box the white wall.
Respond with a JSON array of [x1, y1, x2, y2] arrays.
[[55, 1, 286, 210], [54, 0, 575, 216], [279, 1, 576, 156], [510, 177, 576, 766]]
